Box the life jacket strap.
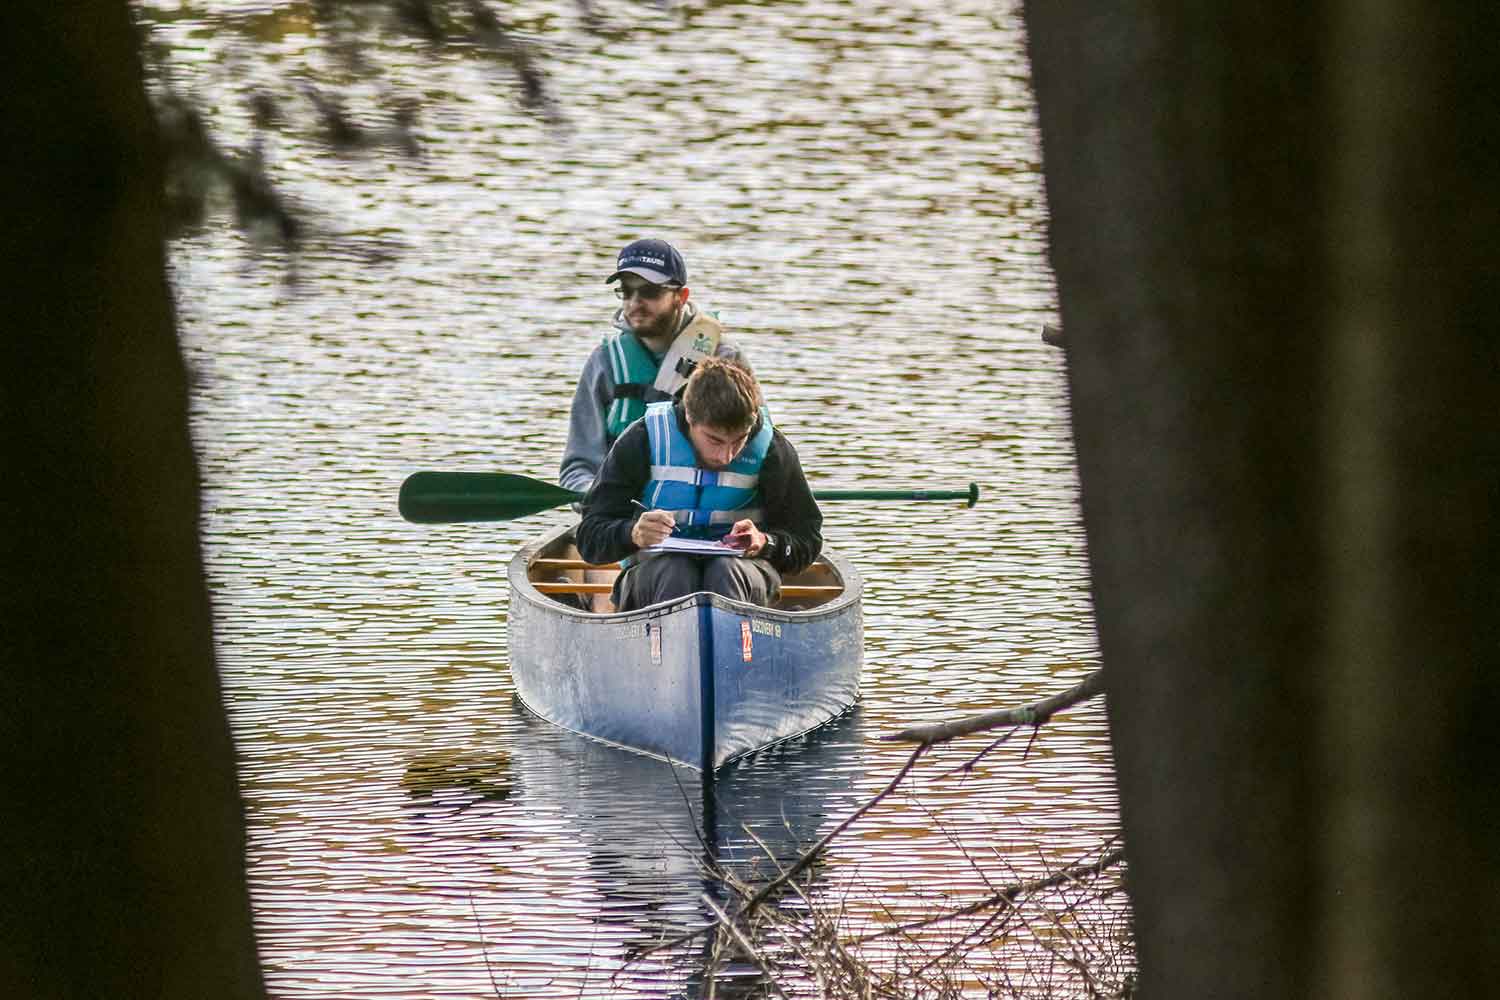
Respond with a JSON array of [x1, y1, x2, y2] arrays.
[[652, 310, 724, 396]]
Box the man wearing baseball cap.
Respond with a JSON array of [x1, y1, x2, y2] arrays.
[[559, 238, 749, 494]]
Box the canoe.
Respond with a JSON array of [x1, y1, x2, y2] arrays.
[[506, 522, 863, 771]]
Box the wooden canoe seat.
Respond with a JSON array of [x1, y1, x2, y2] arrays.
[[527, 550, 845, 611]]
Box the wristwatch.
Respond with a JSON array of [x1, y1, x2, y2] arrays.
[[761, 532, 777, 559]]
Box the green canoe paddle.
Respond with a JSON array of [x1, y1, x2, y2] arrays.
[[398, 471, 979, 524]]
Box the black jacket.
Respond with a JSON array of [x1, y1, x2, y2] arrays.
[[576, 404, 823, 573]]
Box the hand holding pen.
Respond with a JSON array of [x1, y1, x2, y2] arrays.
[[629, 499, 676, 549]]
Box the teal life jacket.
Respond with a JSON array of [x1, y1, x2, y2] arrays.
[[640, 400, 772, 540], [603, 331, 667, 440], [603, 309, 726, 441]]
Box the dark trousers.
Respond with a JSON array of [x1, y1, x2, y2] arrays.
[[613, 554, 781, 612]]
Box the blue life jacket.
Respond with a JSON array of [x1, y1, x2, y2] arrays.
[[640, 401, 772, 540]]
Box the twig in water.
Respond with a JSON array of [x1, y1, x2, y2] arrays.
[[468, 892, 506, 997]]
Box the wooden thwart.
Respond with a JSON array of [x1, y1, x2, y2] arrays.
[[531, 557, 837, 573], [532, 557, 620, 571], [532, 581, 844, 599]]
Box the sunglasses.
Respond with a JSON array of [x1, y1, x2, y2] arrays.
[[614, 281, 680, 301]]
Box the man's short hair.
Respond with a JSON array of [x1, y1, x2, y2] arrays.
[[683, 357, 762, 431]]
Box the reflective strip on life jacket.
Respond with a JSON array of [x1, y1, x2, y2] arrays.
[[646, 465, 761, 491]]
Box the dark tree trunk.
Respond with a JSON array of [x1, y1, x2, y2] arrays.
[[0, 6, 265, 996], [1022, 2, 1499, 996]]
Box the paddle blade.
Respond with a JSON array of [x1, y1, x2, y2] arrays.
[[399, 472, 582, 523]]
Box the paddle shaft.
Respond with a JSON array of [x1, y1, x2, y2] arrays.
[[399, 471, 979, 523], [813, 487, 977, 503]]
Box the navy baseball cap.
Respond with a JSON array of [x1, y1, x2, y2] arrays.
[[606, 239, 687, 286]]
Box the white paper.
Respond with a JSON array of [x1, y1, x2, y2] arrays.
[[642, 536, 745, 557]]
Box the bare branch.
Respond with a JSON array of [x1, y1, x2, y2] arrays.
[[852, 845, 1127, 945], [883, 668, 1105, 745]]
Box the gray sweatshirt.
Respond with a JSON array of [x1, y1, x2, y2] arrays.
[[558, 304, 748, 494]]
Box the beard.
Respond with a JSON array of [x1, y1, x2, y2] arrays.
[[630, 302, 683, 341]]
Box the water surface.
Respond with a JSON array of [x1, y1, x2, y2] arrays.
[[142, 0, 1119, 994]]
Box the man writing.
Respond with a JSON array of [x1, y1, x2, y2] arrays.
[[576, 358, 821, 613], [559, 238, 749, 494]]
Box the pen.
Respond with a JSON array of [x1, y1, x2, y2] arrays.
[[631, 498, 677, 542], [631, 499, 673, 523]]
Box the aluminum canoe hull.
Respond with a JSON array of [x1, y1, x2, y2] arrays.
[[506, 524, 862, 771]]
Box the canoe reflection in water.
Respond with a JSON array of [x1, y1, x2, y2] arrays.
[[401, 701, 866, 998]]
